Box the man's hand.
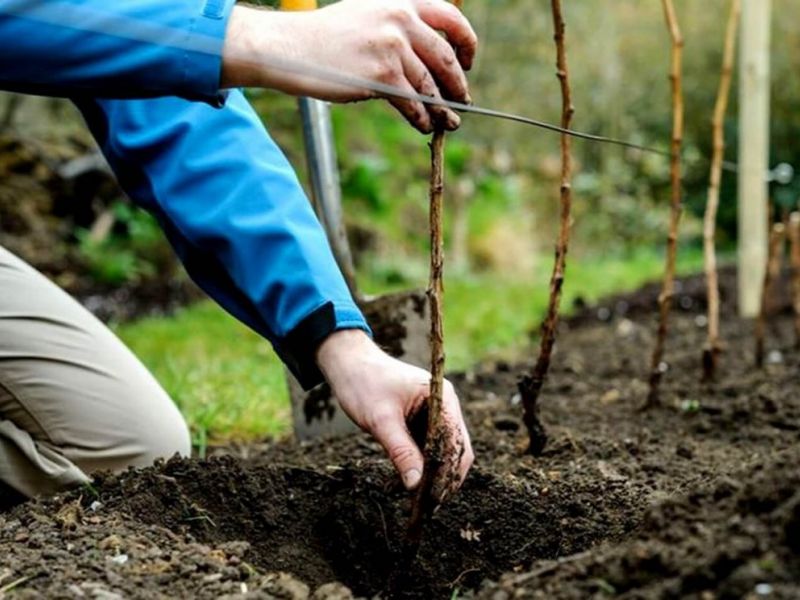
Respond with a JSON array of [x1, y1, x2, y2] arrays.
[[316, 330, 474, 500], [222, 0, 478, 133]]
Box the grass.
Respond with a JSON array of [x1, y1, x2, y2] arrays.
[[115, 246, 707, 445]]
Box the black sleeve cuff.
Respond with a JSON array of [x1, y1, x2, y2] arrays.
[[278, 302, 342, 391]]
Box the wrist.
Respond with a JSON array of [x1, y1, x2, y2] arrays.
[[222, 6, 304, 90], [316, 329, 375, 382]]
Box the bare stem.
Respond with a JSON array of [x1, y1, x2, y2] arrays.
[[702, 0, 740, 382], [406, 0, 464, 550], [647, 0, 684, 407], [789, 212, 800, 349], [519, 0, 575, 456], [755, 222, 786, 367]]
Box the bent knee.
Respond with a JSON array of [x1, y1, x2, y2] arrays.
[[65, 388, 192, 475], [125, 407, 192, 468]]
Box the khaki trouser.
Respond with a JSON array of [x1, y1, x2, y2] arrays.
[[0, 245, 190, 500]]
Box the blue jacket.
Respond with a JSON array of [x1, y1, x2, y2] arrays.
[[0, 0, 370, 388]]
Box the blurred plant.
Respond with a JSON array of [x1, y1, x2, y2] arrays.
[[76, 201, 170, 286]]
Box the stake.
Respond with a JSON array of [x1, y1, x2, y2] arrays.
[[647, 0, 684, 407], [755, 222, 785, 367], [702, 0, 741, 382], [518, 0, 575, 456], [789, 212, 800, 348], [406, 0, 463, 552]]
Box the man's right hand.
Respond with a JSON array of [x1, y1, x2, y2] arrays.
[[222, 0, 478, 133]]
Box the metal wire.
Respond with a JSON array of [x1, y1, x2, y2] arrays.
[[0, 0, 745, 172]]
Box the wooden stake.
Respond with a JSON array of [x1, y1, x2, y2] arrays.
[[738, 0, 772, 317], [787, 212, 800, 349], [702, 0, 741, 382], [755, 222, 786, 367], [518, 0, 575, 456], [647, 0, 684, 406], [406, 0, 463, 550]]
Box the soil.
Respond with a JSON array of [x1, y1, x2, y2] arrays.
[[1, 268, 799, 599]]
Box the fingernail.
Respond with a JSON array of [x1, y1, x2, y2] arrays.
[[465, 92, 473, 105], [403, 468, 422, 490]]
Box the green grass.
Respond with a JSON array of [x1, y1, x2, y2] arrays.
[[114, 303, 289, 445], [116, 247, 707, 444]]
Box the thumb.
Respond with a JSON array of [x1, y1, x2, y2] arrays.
[[372, 416, 425, 490]]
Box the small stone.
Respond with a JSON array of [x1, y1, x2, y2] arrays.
[[755, 583, 774, 596], [597, 307, 612, 322], [263, 572, 310, 600], [109, 554, 128, 565], [312, 582, 354, 600], [99, 535, 123, 551], [616, 319, 635, 337], [600, 389, 621, 405], [766, 351, 784, 365], [694, 315, 708, 328], [89, 501, 103, 512]]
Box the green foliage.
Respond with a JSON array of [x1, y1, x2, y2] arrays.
[[119, 247, 709, 442], [76, 201, 172, 286], [115, 302, 290, 444]]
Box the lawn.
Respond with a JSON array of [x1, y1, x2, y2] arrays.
[[115, 247, 707, 447]]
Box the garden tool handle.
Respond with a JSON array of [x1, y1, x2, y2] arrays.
[[281, 0, 360, 297], [298, 98, 360, 297]]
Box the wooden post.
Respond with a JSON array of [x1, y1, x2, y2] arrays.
[[738, 0, 772, 317]]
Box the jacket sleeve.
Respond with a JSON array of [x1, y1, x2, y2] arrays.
[[72, 91, 370, 389], [0, 0, 233, 104]]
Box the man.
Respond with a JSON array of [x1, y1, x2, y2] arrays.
[[0, 0, 476, 503]]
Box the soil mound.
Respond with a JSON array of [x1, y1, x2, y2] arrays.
[[1, 268, 799, 598], [485, 447, 800, 599]]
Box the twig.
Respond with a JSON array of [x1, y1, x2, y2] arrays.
[[518, 0, 575, 456], [789, 212, 800, 348], [406, 0, 464, 552], [647, 0, 684, 406], [407, 129, 447, 548], [755, 222, 786, 366], [509, 550, 593, 585], [702, 0, 740, 382], [0, 575, 32, 594]]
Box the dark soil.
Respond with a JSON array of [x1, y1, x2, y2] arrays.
[[1, 269, 799, 599]]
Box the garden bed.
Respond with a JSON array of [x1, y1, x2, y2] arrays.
[[1, 269, 798, 599]]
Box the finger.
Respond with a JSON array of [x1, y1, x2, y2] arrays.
[[386, 76, 435, 134], [406, 17, 471, 104], [433, 380, 473, 501], [401, 51, 461, 130], [413, 0, 479, 71], [370, 409, 425, 490]]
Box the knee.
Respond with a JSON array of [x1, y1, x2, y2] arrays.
[[125, 400, 192, 468]]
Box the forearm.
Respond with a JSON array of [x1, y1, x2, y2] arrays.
[[0, 0, 234, 103], [74, 91, 370, 388]]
